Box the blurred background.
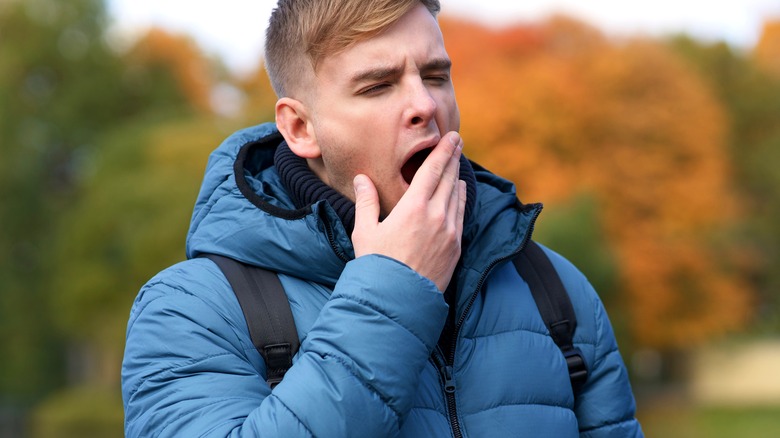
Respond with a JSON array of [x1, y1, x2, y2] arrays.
[[1, 0, 779, 436]]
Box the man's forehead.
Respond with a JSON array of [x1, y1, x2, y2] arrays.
[[321, 35, 450, 78], [312, 4, 450, 87]]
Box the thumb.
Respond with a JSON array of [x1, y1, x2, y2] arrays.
[[353, 174, 380, 230]]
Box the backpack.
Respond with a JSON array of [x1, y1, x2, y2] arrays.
[[202, 240, 588, 393]]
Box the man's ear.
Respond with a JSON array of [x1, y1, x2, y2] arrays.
[[275, 97, 320, 159]]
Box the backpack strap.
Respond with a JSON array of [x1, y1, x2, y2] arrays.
[[512, 240, 589, 394], [201, 254, 299, 388]]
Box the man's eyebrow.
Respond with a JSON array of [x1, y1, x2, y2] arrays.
[[348, 58, 452, 85], [420, 58, 452, 73], [349, 64, 403, 85]]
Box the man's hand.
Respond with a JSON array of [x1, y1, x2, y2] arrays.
[[352, 131, 467, 292]]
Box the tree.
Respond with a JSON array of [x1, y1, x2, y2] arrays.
[[0, 0, 128, 401], [441, 16, 753, 350], [0, 0, 232, 433], [669, 28, 780, 333], [754, 20, 780, 77], [49, 116, 235, 372], [122, 28, 220, 114]]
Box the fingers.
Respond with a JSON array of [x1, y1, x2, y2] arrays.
[[430, 136, 462, 210], [350, 135, 467, 292], [455, 179, 467, 235], [446, 179, 467, 237], [353, 174, 380, 252], [408, 131, 463, 198]]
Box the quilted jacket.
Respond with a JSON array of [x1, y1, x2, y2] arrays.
[[122, 122, 644, 437]]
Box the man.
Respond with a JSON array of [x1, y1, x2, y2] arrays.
[[122, 0, 644, 436]]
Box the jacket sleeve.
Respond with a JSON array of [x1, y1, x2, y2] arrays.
[[573, 282, 644, 438], [122, 255, 449, 437]]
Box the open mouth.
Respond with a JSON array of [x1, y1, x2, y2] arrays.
[[401, 147, 434, 185]]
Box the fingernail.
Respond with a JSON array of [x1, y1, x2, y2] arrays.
[[449, 132, 461, 147], [353, 175, 367, 194], [449, 133, 462, 153]]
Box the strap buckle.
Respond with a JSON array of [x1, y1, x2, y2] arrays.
[[264, 343, 292, 388], [563, 347, 589, 393]]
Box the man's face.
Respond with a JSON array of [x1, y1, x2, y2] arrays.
[[305, 4, 460, 216]]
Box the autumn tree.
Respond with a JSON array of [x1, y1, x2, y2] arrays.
[[754, 19, 780, 77], [122, 28, 219, 114], [669, 26, 780, 333], [441, 16, 753, 350]]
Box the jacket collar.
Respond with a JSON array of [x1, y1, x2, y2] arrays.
[[187, 123, 541, 295]]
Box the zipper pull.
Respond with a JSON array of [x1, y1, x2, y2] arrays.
[[440, 365, 456, 394]]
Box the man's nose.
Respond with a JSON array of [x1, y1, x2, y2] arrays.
[[404, 80, 437, 127]]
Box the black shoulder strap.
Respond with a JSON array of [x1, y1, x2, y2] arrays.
[[512, 240, 589, 394], [201, 254, 299, 388]]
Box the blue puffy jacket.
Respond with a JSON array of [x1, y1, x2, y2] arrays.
[[122, 123, 643, 437]]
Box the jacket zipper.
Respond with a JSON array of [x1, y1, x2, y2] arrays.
[[324, 218, 351, 263], [435, 204, 541, 438], [431, 347, 461, 437]]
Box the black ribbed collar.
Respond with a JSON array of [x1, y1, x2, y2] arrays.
[[274, 141, 477, 235]]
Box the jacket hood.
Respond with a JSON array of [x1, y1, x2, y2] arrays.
[[186, 122, 541, 291], [186, 123, 352, 286]]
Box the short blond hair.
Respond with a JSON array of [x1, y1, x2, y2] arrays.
[[265, 0, 441, 98]]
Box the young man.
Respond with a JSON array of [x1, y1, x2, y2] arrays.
[[122, 0, 644, 436]]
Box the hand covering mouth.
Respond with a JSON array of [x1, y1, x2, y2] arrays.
[[401, 147, 434, 185]]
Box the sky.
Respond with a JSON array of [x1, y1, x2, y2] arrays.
[[106, 0, 780, 74]]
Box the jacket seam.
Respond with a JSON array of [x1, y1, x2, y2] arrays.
[[319, 351, 403, 423], [125, 277, 249, 400], [154, 397, 254, 437], [462, 401, 575, 416], [265, 394, 316, 438], [409, 405, 447, 415], [465, 328, 597, 345], [199, 395, 288, 437], [127, 352, 239, 402], [125, 286, 205, 401], [329, 294, 435, 350], [589, 287, 618, 371], [127, 280, 200, 332], [480, 401, 574, 410], [579, 415, 637, 433], [593, 343, 620, 372], [128, 266, 253, 356]]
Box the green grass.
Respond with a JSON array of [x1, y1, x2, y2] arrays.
[[638, 405, 780, 438]]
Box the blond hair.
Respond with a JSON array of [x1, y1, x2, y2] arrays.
[[265, 0, 441, 98]]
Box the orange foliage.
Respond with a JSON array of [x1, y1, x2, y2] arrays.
[[126, 28, 215, 112], [754, 19, 780, 77], [441, 16, 753, 349]]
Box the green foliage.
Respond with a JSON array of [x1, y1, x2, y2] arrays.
[[29, 385, 123, 438], [532, 194, 627, 347], [639, 404, 780, 438], [49, 116, 237, 348], [533, 194, 619, 300], [0, 0, 234, 425], [0, 0, 123, 400]]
